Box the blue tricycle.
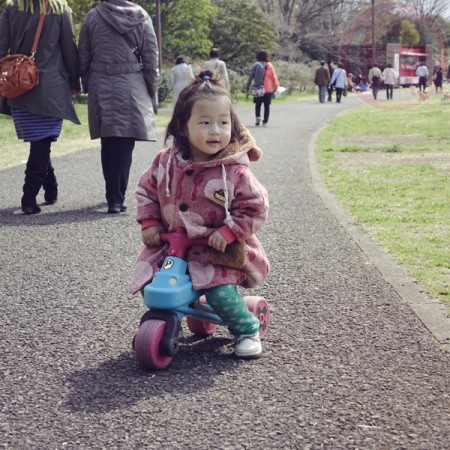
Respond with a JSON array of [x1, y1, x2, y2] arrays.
[[133, 228, 270, 370]]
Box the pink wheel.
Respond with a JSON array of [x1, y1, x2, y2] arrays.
[[186, 316, 217, 336], [134, 319, 173, 370], [244, 296, 270, 339]]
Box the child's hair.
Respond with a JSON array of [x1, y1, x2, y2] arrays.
[[165, 70, 242, 155]]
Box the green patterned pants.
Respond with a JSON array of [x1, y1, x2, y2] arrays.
[[203, 284, 259, 336]]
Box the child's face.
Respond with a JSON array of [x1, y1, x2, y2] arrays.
[[186, 96, 232, 162]]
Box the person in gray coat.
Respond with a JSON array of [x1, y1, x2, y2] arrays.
[[78, 0, 159, 214], [0, 0, 81, 215]]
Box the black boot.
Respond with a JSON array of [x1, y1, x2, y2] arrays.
[[21, 139, 51, 214], [43, 159, 58, 205]]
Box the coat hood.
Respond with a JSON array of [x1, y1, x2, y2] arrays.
[[211, 125, 262, 166], [97, 0, 148, 34]]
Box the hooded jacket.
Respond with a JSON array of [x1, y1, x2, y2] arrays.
[[246, 61, 279, 94], [0, 0, 80, 122], [78, 0, 159, 140], [130, 126, 270, 294]]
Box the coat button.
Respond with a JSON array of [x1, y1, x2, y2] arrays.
[[179, 203, 188, 212], [185, 170, 193, 176]]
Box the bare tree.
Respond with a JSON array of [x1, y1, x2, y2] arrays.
[[253, 0, 369, 61]]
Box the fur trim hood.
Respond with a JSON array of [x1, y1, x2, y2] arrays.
[[211, 125, 262, 164]]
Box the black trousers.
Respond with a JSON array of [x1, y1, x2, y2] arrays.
[[385, 84, 394, 99], [22, 138, 57, 206], [327, 85, 333, 101], [418, 76, 427, 92], [101, 136, 135, 207], [254, 93, 272, 124]]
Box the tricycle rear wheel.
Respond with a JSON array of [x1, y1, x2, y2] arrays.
[[244, 296, 270, 339], [186, 316, 217, 336]]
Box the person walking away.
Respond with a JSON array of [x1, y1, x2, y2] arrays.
[[433, 67, 443, 94], [246, 50, 279, 127], [329, 63, 347, 103], [203, 48, 230, 92], [327, 61, 335, 101], [382, 63, 397, 100], [314, 61, 330, 103], [416, 62, 429, 93], [0, 0, 81, 215], [170, 55, 193, 105], [78, 0, 159, 214], [368, 63, 382, 100], [130, 70, 270, 359]]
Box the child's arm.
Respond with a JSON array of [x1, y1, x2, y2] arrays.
[[135, 151, 165, 226], [219, 166, 269, 244]]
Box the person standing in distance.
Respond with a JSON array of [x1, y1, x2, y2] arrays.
[[368, 63, 382, 100], [329, 63, 347, 104], [78, 0, 159, 214], [416, 62, 429, 93], [314, 61, 330, 103], [382, 63, 397, 100], [203, 48, 230, 92], [170, 55, 193, 106], [0, 0, 81, 215], [246, 50, 279, 127]]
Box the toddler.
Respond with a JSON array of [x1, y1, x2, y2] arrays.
[[130, 71, 269, 358]]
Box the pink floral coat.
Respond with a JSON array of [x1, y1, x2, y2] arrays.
[[129, 127, 270, 294]]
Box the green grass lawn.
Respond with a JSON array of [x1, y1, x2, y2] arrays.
[[316, 93, 450, 305]]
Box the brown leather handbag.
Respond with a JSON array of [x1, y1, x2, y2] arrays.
[[0, 1, 48, 99]]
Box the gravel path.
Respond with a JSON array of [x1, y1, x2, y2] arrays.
[[1, 98, 449, 449]]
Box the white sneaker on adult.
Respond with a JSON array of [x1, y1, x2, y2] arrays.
[[235, 332, 262, 359]]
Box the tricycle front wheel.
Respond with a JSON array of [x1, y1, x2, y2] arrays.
[[134, 319, 173, 370]]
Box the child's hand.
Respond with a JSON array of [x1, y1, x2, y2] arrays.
[[142, 226, 163, 247], [208, 230, 227, 253]]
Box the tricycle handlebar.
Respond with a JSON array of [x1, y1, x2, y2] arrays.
[[160, 228, 208, 258]]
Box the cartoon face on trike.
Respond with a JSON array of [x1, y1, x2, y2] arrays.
[[132, 228, 270, 370]]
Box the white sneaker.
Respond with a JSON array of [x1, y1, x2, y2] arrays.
[[235, 332, 262, 359]]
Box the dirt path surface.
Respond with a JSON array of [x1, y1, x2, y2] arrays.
[[1, 98, 449, 449]]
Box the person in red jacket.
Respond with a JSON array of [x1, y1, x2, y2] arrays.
[[246, 50, 279, 127]]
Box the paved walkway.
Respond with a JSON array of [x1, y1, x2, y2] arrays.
[[1, 97, 449, 449]]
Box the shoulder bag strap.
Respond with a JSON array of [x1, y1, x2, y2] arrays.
[[31, 0, 49, 58]]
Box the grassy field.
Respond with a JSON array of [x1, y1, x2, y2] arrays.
[[1, 91, 448, 305], [316, 91, 450, 305]]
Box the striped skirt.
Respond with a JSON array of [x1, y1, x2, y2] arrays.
[[11, 108, 62, 143]]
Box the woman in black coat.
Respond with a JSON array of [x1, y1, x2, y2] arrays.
[[0, 0, 81, 214]]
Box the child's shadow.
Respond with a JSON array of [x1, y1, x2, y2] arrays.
[[65, 336, 241, 414]]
